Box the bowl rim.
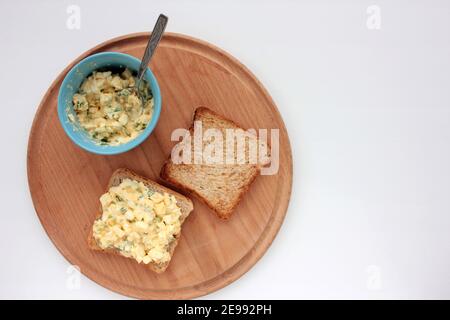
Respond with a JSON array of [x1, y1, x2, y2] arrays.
[[57, 51, 161, 155]]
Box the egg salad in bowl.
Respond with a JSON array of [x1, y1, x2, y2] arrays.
[[57, 52, 162, 155], [92, 178, 183, 265], [70, 69, 153, 146]]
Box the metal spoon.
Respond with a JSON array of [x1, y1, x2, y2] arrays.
[[134, 14, 168, 115]]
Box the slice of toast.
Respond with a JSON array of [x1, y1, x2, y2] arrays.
[[88, 168, 194, 273], [160, 107, 270, 219]]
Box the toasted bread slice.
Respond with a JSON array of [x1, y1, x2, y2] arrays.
[[88, 168, 194, 273], [160, 107, 270, 219]]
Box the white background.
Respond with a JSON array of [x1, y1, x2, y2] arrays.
[[1, 0, 449, 299]]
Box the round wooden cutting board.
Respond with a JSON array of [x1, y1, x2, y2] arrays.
[[27, 33, 292, 299]]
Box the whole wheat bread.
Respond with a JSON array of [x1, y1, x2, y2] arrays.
[[160, 107, 270, 219], [88, 168, 194, 273]]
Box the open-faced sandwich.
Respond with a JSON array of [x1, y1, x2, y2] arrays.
[[88, 168, 193, 273]]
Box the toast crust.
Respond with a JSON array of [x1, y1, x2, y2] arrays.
[[160, 107, 269, 220], [88, 168, 194, 273]]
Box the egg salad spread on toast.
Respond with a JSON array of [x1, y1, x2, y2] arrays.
[[92, 179, 182, 265], [70, 68, 153, 146]]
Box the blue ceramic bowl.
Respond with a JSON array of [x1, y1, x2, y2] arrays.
[[57, 52, 161, 155]]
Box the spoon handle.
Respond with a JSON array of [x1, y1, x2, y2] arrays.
[[137, 14, 168, 82]]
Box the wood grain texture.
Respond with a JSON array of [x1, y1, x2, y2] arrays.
[[27, 33, 293, 299]]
